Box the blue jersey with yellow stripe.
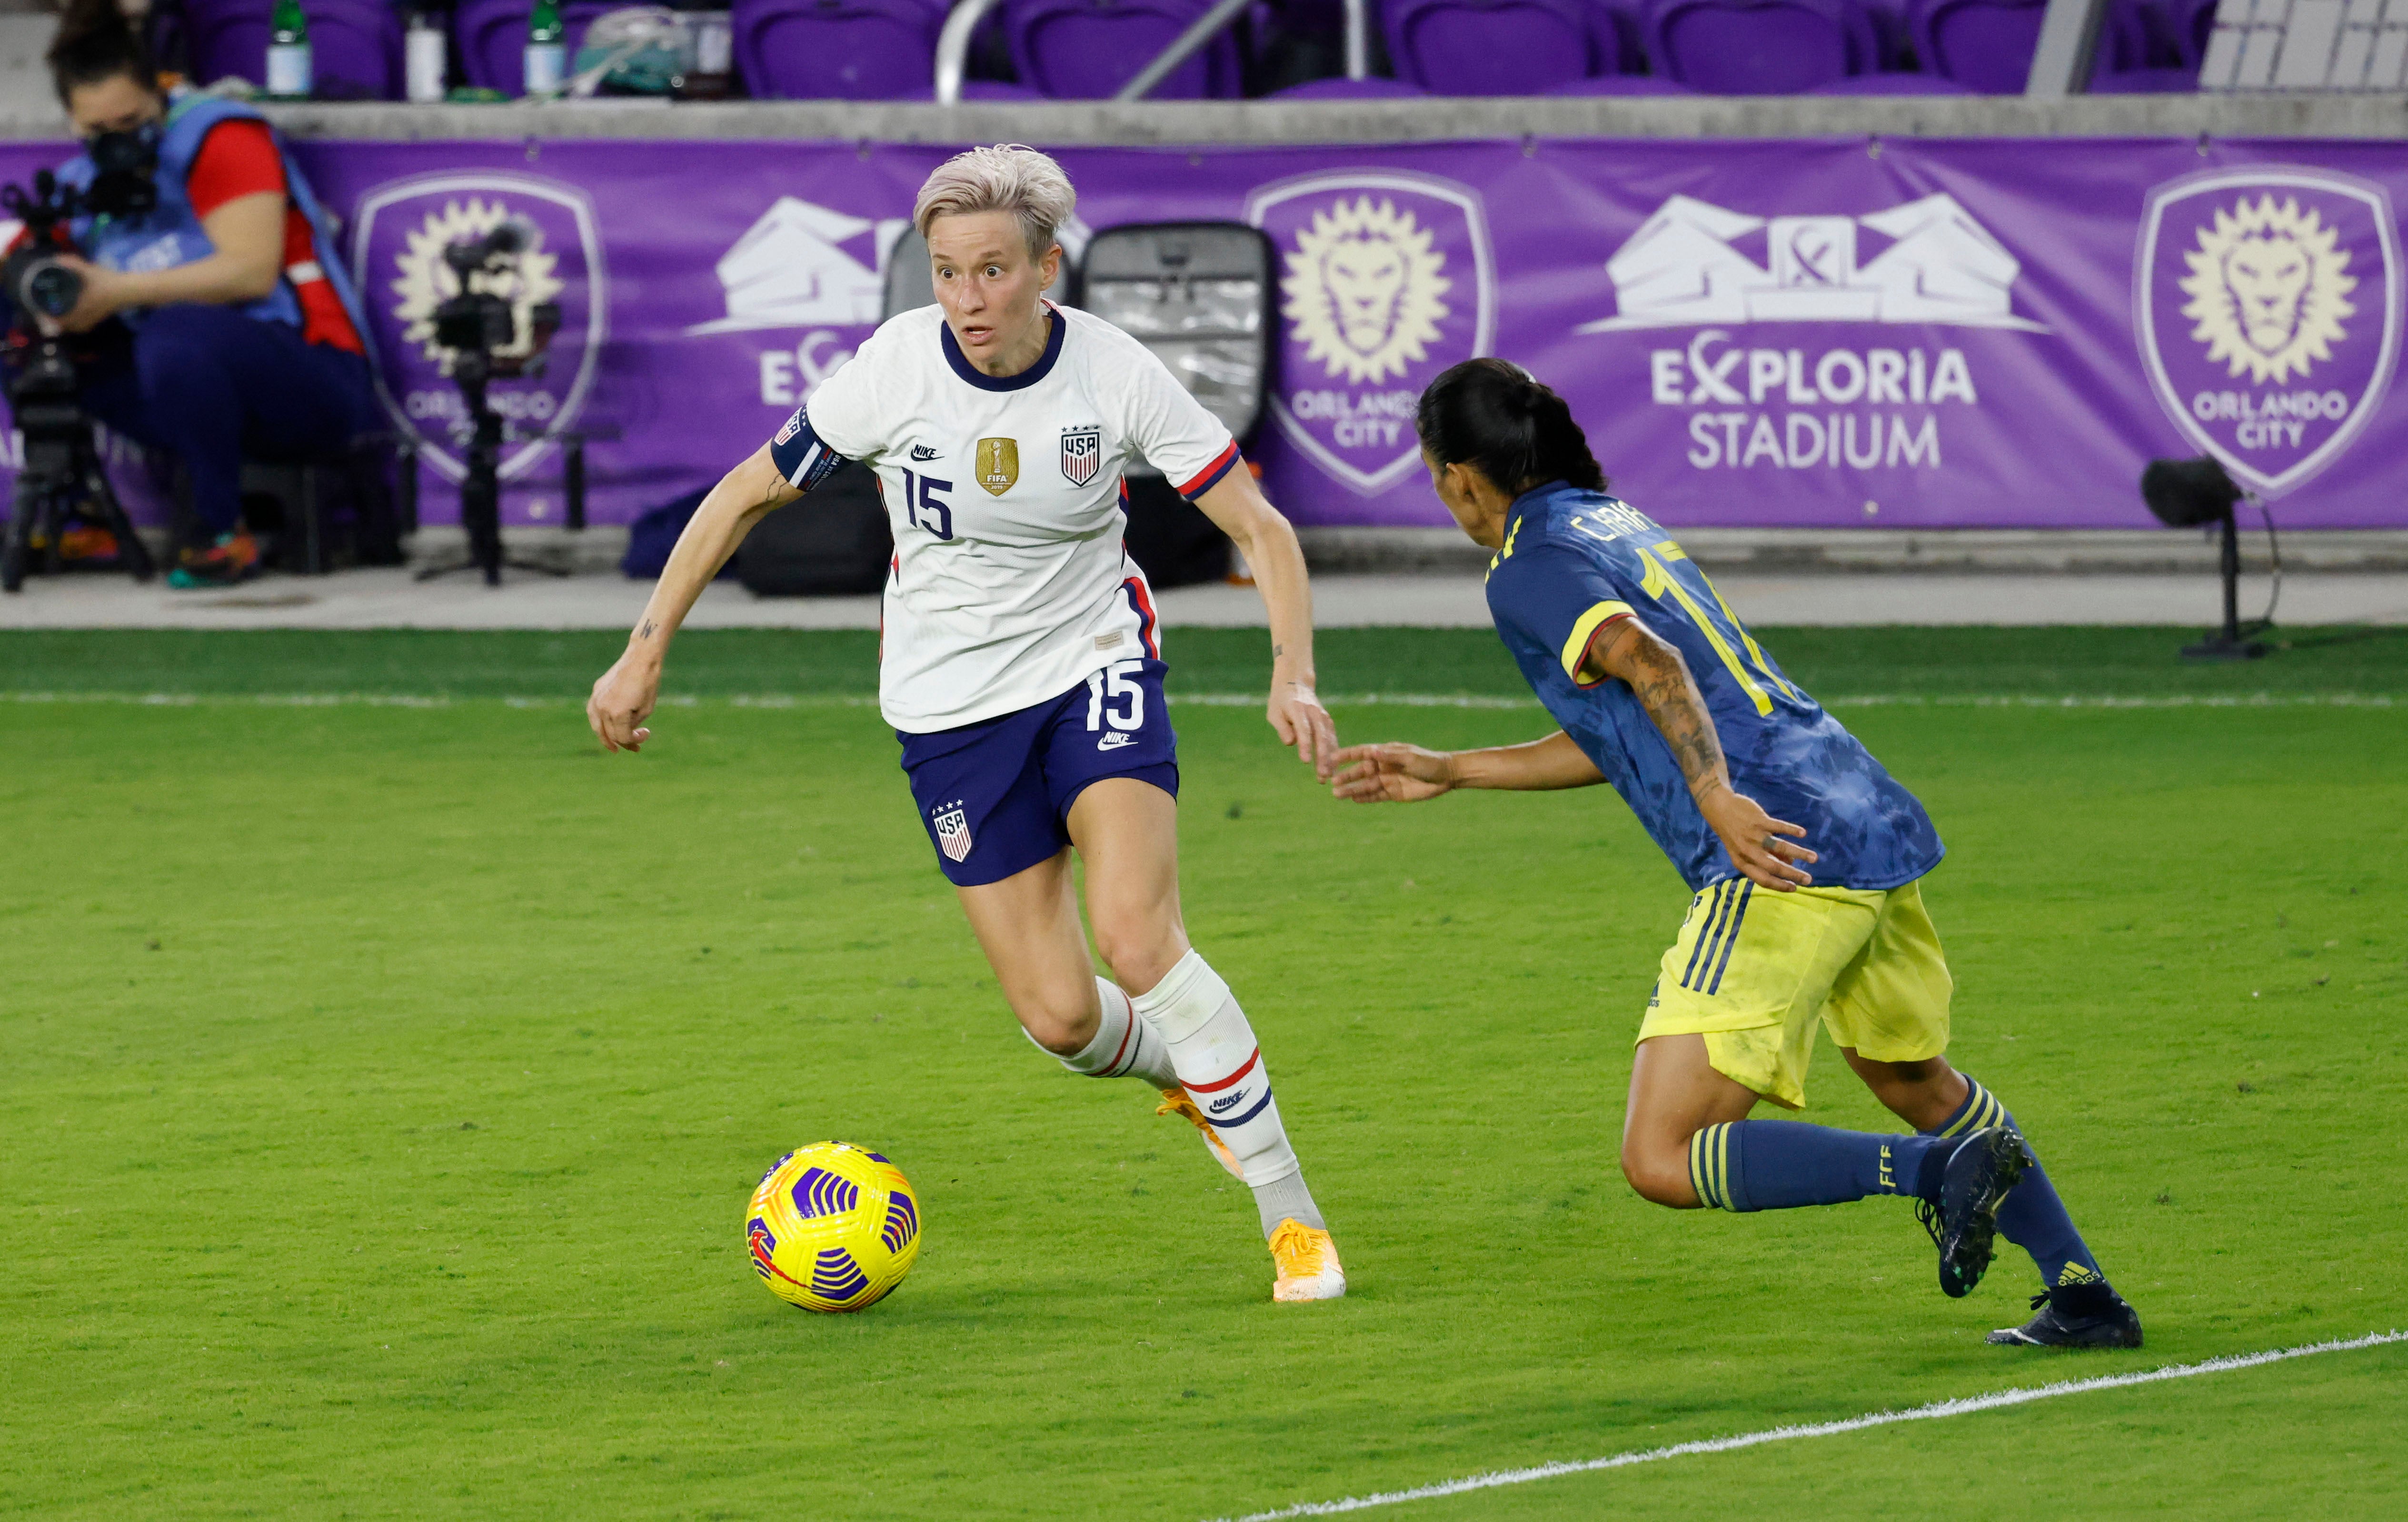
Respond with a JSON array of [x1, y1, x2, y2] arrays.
[[1483, 482, 1943, 893]]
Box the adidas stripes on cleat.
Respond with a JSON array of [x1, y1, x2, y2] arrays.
[[1268, 1218, 1345, 1302], [1157, 1087, 1246, 1181], [1917, 1124, 2030, 1300], [1988, 1284, 2144, 1348]]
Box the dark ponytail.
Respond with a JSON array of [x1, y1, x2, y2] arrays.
[[48, 0, 157, 107], [1413, 357, 1606, 497]]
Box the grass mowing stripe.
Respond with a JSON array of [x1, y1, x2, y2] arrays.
[[4, 690, 2399, 710], [1212, 1330, 2408, 1522]]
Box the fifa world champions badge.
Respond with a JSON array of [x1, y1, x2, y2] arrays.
[[2135, 166, 2403, 499], [975, 437, 1020, 496]]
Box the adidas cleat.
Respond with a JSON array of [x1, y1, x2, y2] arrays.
[[1269, 1218, 1345, 1303], [1157, 1087, 1246, 1181], [1988, 1285, 2144, 1348], [1916, 1124, 2030, 1299]]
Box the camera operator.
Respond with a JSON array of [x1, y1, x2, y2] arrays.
[[18, 1, 377, 587]]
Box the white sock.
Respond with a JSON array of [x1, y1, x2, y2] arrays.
[[1033, 977, 1178, 1088], [1134, 950, 1327, 1234]]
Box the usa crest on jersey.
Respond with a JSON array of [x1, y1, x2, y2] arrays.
[[932, 804, 974, 863], [1060, 425, 1101, 487]]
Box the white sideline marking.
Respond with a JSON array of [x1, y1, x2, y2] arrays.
[[1208, 1330, 2408, 1522], [2, 691, 2397, 711]]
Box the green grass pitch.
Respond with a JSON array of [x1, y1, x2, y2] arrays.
[[3, 626, 2404, 1520]]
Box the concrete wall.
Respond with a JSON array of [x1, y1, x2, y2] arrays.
[[0, 91, 2403, 144]]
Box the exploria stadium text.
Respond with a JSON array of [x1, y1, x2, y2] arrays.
[[1651, 333, 1977, 471]]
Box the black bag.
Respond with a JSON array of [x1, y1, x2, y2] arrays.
[[734, 461, 894, 596], [621, 486, 716, 579], [1120, 472, 1229, 588]]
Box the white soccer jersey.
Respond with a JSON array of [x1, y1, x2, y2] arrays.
[[779, 303, 1240, 733]]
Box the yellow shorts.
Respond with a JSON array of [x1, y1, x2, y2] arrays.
[[1637, 876, 1953, 1109]]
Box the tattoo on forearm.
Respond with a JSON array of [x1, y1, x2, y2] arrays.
[[1629, 640, 1725, 794], [1272, 642, 1284, 659], [638, 620, 657, 641]]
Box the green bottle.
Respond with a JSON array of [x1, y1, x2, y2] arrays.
[[266, 0, 312, 99], [525, 0, 567, 97]]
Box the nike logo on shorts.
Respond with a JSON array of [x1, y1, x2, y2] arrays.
[[910, 444, 938, 461], [1097, 732, 1135, 751]]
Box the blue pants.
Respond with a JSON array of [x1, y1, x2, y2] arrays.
[[897, 657, 1181, 888], [78, 304, 379, 540]]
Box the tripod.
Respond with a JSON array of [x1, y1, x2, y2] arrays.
[[0, 347, 156, 593], [413, 349, 575, 588], [2180, 507, 2269, 662]]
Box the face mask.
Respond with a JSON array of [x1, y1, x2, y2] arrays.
[[84, 122, 159, 220]]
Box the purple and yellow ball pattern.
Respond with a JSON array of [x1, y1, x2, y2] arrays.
[[746, 1141, 923, 1312]]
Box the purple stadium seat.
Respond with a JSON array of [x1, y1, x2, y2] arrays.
[[1910, 0, 2043, 92], [1384, 0, 1601, 94], [1543, 71, 1693, 92], [1804, 69, 1973, 90], [1003, 0, 1243, 98], [1578, 0, 1650, 72], [1268, 76, 1431, 96], [185, 0, 401, 99], [1852, 0, 1910, 65], [456, 0, 618, 95], [2090, 65, 2196, 91], [1646, 0, 1879, 92], [735, 0, 949, 99], [2100, 0, 2160, 68], [2167, 0, 2217, 64]]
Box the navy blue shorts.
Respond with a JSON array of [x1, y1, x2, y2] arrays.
[[899, 658, 1180, 887]]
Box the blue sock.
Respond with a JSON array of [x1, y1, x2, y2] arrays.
[[1927, 1076, 2109, 1293], [1690, 1120, 1941, 1212]]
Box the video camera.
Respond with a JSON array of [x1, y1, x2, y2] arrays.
[[0, 148, 157, 592], [413, 219, 577, 586], [429, 219, 560, 378], [0, 135, 158, 328]]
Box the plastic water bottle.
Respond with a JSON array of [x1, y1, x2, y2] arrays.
[[266, 0, 313, 99], [524, 0, 566, 97], [405, 12, 448, 103]]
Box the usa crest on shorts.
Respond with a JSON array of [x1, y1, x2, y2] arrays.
[[932, 804, 973, 863], [1060, 425, 1101, 486]]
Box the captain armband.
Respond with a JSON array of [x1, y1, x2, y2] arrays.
[[767, 407, 849, 492]]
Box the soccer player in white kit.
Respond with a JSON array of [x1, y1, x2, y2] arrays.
[[587, 146, 1347, 1301]]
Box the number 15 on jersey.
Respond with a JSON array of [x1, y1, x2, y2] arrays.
[[898, 469, 954, 541]]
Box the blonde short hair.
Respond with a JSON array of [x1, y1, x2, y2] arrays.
[[913, 144, 1076, 260]]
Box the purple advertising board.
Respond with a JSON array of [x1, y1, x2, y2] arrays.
[[0, 134, 2401, 532]]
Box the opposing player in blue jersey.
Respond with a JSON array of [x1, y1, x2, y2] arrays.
[[1331, 359, 2140, 1348]]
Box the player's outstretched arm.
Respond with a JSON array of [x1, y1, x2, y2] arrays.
[[587, 444, 802, 753], [1331, 731, 1605, 803], [1587, 615, 1818, 891], [1191, 470, 1337, 780]]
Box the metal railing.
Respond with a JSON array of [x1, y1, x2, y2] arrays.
[[935, 0, 1370, 104], [2026, 0, 2109, 96]]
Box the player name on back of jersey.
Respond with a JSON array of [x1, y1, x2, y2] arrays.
[[1566, 499, 1657, 544]]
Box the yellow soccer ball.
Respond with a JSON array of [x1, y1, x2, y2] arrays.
[[745, 1142, 922, 1312]]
